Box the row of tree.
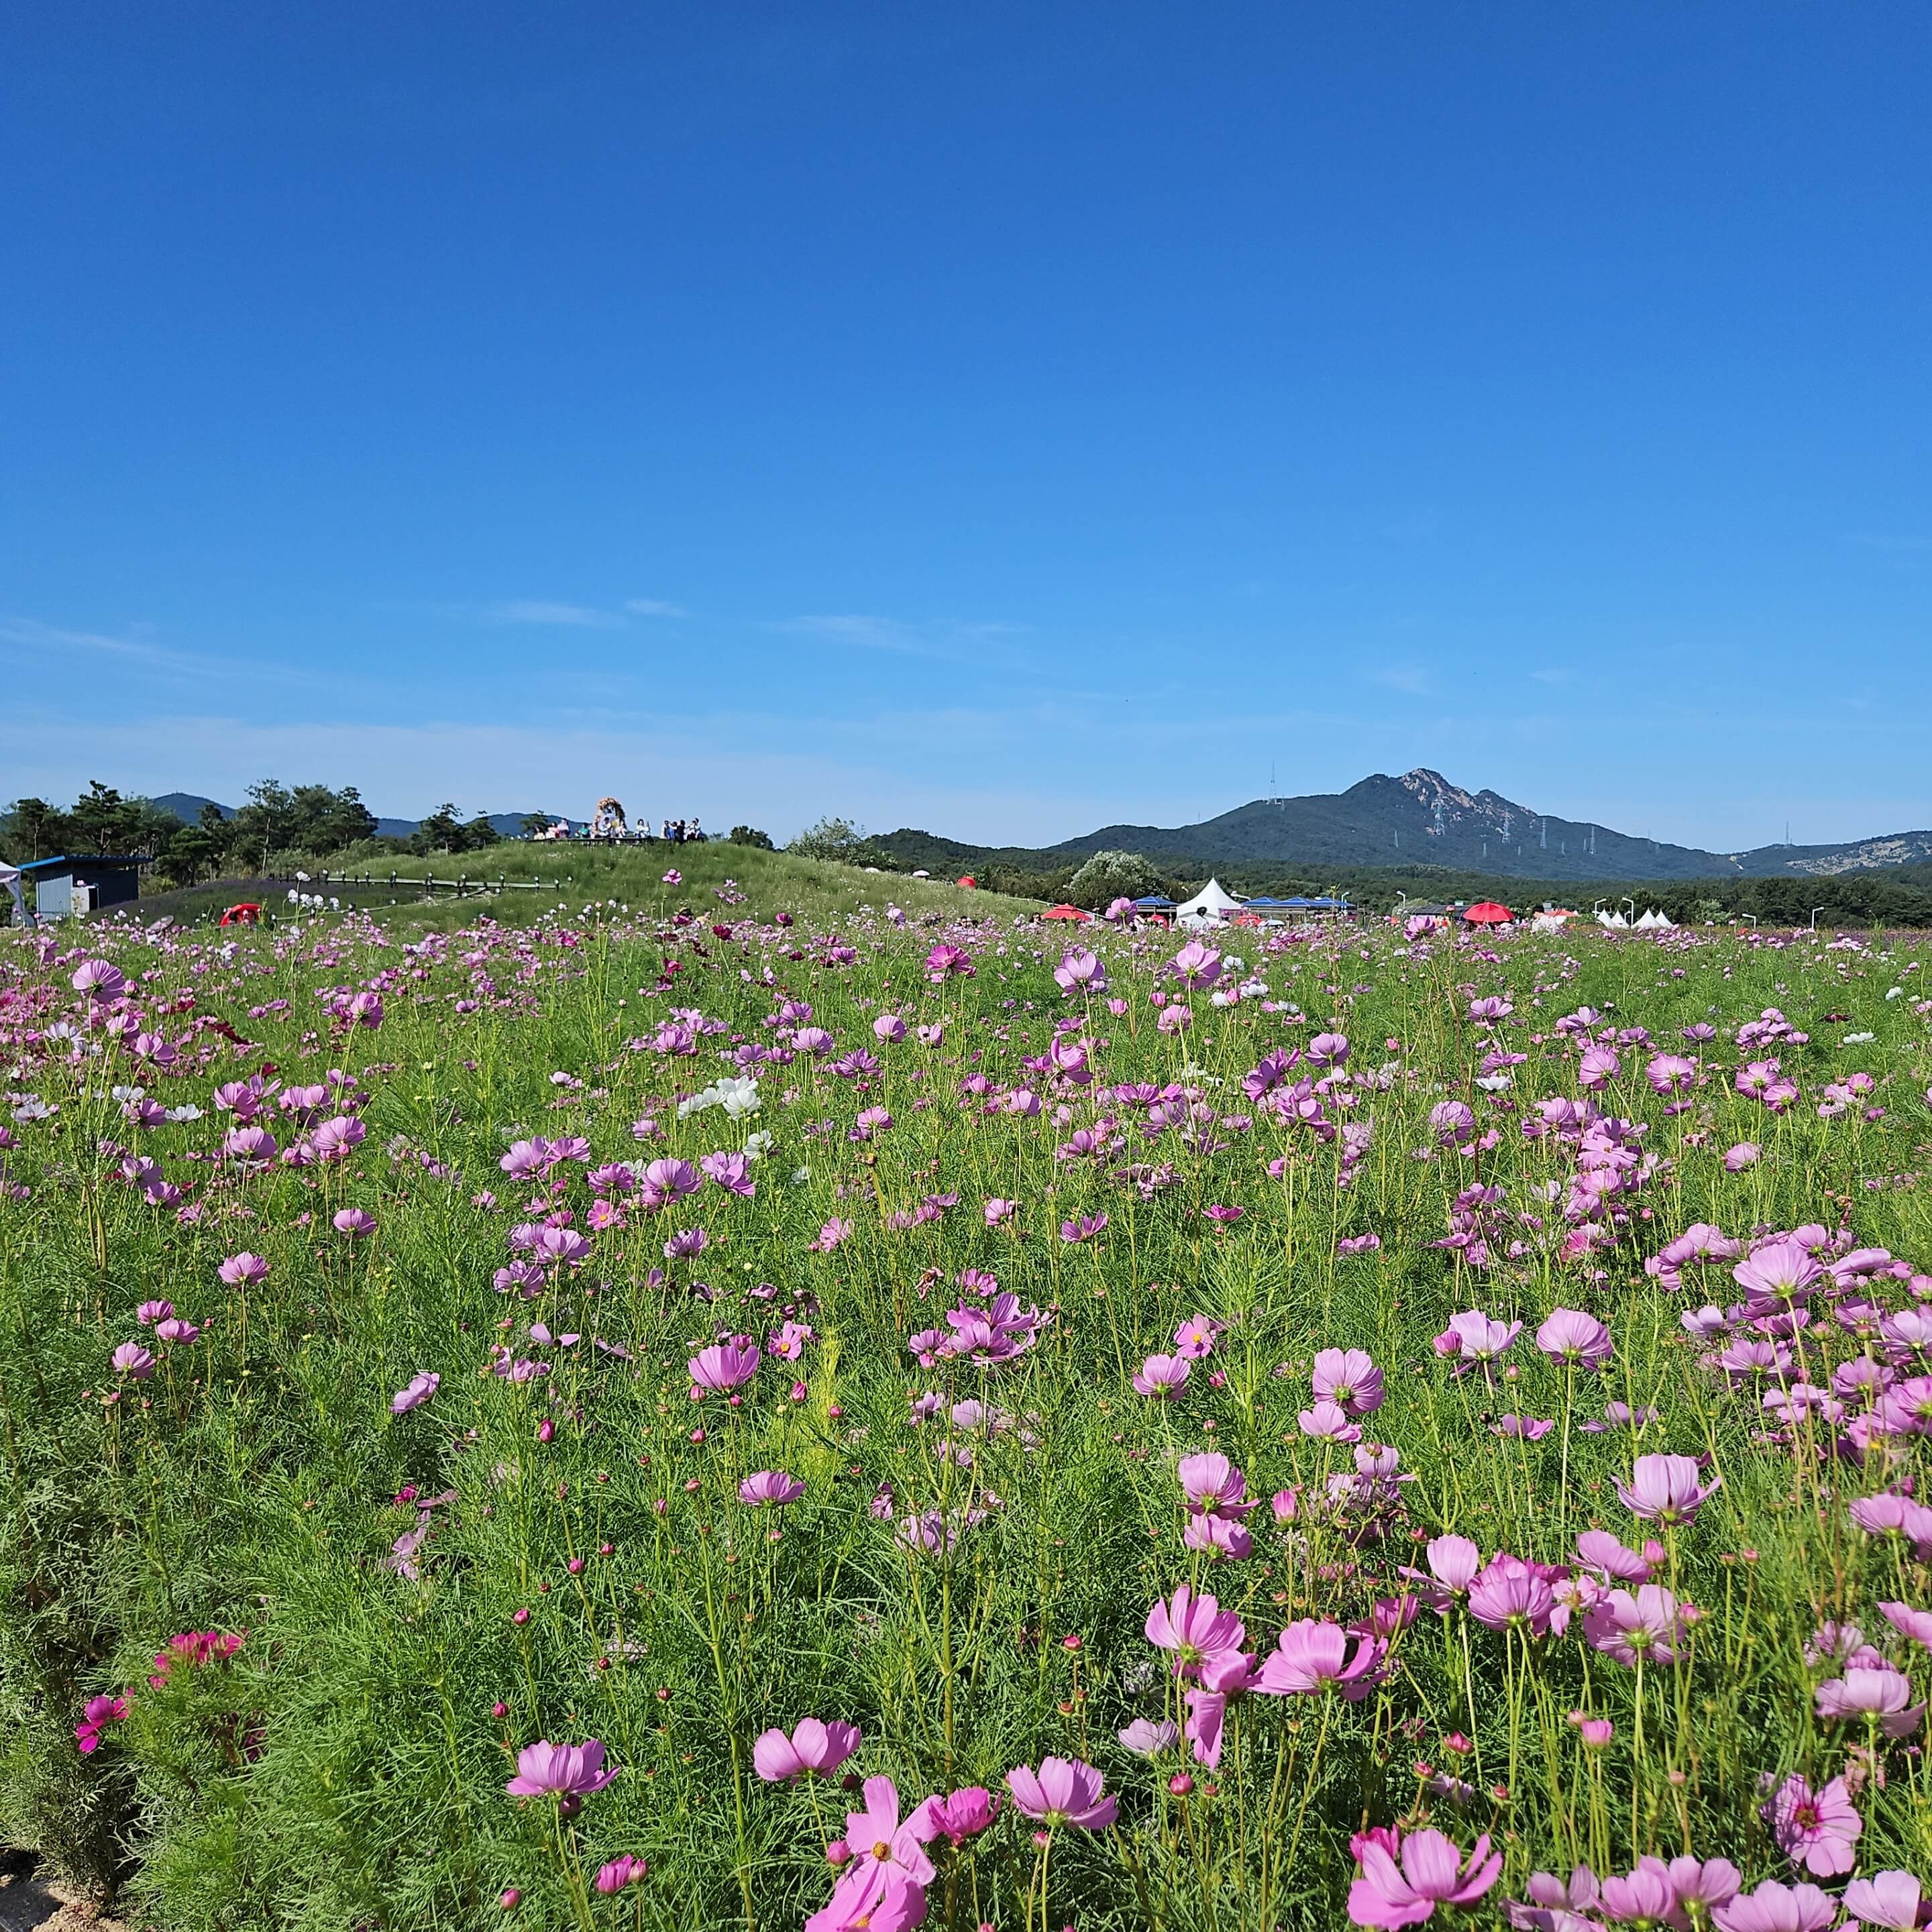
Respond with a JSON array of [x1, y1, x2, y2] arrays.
[[1, 782, 508, 888]]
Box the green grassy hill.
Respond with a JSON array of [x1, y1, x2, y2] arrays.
[[126, 839, 1042, 932]]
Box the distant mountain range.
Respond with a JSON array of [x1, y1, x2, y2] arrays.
[[883, 769, 1932, 884], [152, 794, 574, 841]]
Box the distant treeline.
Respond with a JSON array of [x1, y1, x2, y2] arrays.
[[867, 828, 1932, 928], [1, 781, 515, 889]]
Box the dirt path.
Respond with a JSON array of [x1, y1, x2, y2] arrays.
[[0, 1854, 125, 1932]]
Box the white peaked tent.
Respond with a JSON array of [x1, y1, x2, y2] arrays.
[[1634, 909, 1678, 929], [1175, 878, 1244, 926], [1596, 909, 1629, 929], [0, 861, 31, 930]]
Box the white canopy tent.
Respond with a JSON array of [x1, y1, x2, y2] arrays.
[[1175, 879, 1244, 926], [0, 861, 31, 930]]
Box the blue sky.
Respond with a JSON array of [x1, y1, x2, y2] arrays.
[[4, 3, 1929, 849]]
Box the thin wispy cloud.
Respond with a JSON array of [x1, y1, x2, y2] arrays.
[[1368, 662, 1436, 697], [0, 614, 195, 671], [773, 614, 1026, 663], [624, 598, 690, 619], [486, 600, 628, 629]]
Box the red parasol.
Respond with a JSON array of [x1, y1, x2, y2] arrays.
[[1462, 901, 1514, 925]]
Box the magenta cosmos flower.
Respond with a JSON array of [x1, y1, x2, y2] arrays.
[[1005, 1756, 1116, 1829], [841, 1775, 938, 1884], [1145, 1582, 1246, 1676], [1348, 1827, 1501, 1928], [739, 1470, 805, 1507], [689, 1342, 760, 1392], [1761, 1773, 1862, 1878], [217, 1251, 270, 1286], [1615, 1453, 1720, 1525], [1466, 1556, 1554, 1638], [504, 1738, 617, 1815], [74, 1694, 128, 1754], [752, 1717, 861, 1782], [332, 1208, 376, 1238]]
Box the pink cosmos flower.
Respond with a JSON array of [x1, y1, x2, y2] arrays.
[[1424, 1534, 1482, 1596], [593, 1857, 648, 1894], [1615, 1453, 1720, 1524], [751, 1718, 862, 1782], [1597, 1860, 1680, 1929], [1118, 1717, 1179, 1757], [1878, 1601, 1932, 1649], [1144, 1582, 1246, 1676], [217, 1252, 270, 1286], [391, 1372, 439, 1413], [1177, 1452, 1258, 1519], [1761, 1774, 1862, 1878], [872, 1014, 906, 1042], [1578, 1044, 1621, 1090], [1840, 1872, 1923, 1931], [983, 1197, 1016, 1226], [700, 1150, 756, 1197], [1712, 1880, 1837, 1932], [810, 1218, 854, 1252], [839, 1775, 939, 1886], [74, 1693, 128, 1754], [1300, 1398, 1362, 1442], [804, 1864, 925, 1932], [688, 1342, 760, 1393], [1253, 1619, 1385, 1700], [1183, 1513, 1253, 1560], [1438, 1310, 1521, 1366], [112, 1342, 156, 1380], [1054, 949, 1106, 994], [1313, 1347, 1385, 1416], [1536, 1309, 1613, 1370], [1733, 1240, 1822, 1308], [332, 1208, 376, 1238], [1173, 1313, 1224, 1358], [1582, 1585, 1685, 1666], [923, 1786, 999, 1845], [739, 1470, 805, 1507], [1005, 1756, 1116, 1829], [1348, 1827, 1502, 1927], [1815, 1666, 1925, 1737], [1132, 1353, 1191, 1398], [1668, 1859, 1741, 1915], [1467, 1556, 1554, 1638], [1723, 1142, 1762, 1173], [504, 1738, 617, 1815], [1307, 1031, 1350, 1067]]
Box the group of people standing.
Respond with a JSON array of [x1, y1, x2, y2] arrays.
[[555, 798, 702, 845]]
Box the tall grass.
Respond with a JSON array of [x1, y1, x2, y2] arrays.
[[1, 902, 1928, 1928]]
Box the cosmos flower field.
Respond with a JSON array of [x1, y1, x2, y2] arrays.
[[5, 894, 1932, 1932]]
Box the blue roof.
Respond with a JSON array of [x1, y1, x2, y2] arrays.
[[1133, 894, 1177, 908], [17, 853, 150, 875], [1246, 894, 1351, 910]]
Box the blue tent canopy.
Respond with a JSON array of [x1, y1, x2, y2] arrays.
[[1133, 894, 1177, 909]]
